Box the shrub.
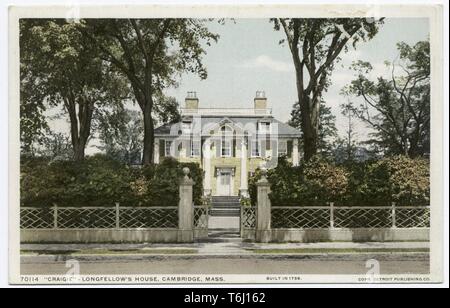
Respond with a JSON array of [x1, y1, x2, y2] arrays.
[[20, 155, 204, 208], [361, 156, 430, 206], [302, 156, 349, 204], [249, 156, 348, 206], [21, 154, 135, 207], [248, 155, 429, 207]]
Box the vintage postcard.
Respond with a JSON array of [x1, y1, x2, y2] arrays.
[[8, 3, 445, 287]]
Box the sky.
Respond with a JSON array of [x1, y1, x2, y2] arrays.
[[165, 18, 430, 141], [48, 18, 430, 152]]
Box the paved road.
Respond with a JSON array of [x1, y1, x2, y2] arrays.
[[21, 258, 429, 275]]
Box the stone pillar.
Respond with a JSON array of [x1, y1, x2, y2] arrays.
[[154, 139, 160, 164], [178, 167, 194, 242], [239, 137, 249, 197], [203, 139, 212, 196], [256, 168, 271, 243], [293, 138, 299, 166]]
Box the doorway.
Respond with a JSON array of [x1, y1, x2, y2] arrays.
[[217, 169, 233, 196]]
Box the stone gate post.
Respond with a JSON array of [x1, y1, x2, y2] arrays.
[[178, 167, 195, 242], [256, 168, 271, 243]]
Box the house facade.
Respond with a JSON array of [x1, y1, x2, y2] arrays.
[[154, 91, 302, 197]]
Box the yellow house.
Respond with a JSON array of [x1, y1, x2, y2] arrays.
[[154, 91, 301, 197]]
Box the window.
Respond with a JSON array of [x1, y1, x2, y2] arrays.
[[191, 140, 201, 157], [221, 140, 232, 157], [182, 121, 192, 134], [251, 140, 260, 157], [165, 140, 173, 157], [278, 140, 287, 157], [258, 122, 271, 134], [221, 126, 233, 157]]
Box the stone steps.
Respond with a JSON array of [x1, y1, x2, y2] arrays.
[[210, 196, 241, 217], [204, 228, 241, 243]]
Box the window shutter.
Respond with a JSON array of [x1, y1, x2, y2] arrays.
[[186, 138, 192, 158], [177, 141, 183, 157], [287, 140, 293, 158], [160, 140, 165, 157], [260, 140, 266, 157], [248, 140, 252, 158], [216, 140, 221, 158], [272, 140, 278, 158]]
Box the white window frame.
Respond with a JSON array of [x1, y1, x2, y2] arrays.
[[221, 140, 232, 157], [181, 121, 192, 134], [278, 140, 288, 157], [251, 140, 261, 158], [258, 122, 271, 135], [191, 140, 201, 157], [165, 140, 173, 157]]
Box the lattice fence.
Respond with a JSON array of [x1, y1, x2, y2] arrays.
[[271, 205, 430, 229], [119, 207, 178, 229], [272, 207, 330, 229], [21, 206, 178, 229], [57, 208, 117, 229], [396, 207, 430, 228], [21, 208, 54, 229], [334, 207, 392, 228], [194, 206, 209, 230], [241, 206, 256, 229]]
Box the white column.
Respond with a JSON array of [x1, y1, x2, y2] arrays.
[[203, 139, 212, 196], [154, 139, 160, 164], [240, 137, 248, 197], [293, 138, 299, 166]]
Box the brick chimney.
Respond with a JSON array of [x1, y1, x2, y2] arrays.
[[254, 91, 267, 110], [185, 91, 199, 109]]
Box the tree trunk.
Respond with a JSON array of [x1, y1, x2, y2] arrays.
[[73, 141, 86, 161], [66, 98, 94, 162], [141, 99, 155, 165], [299, 94, 319, 161]]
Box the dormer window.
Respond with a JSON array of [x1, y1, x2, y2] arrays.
[[258, 121, 271, 134], [182, 121, 192, 134]]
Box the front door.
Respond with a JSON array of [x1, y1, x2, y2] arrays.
[[217, 170, 232, 196]]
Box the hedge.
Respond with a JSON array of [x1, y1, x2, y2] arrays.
[[20, 154, 204, 208], [249, 155, 430, 207]]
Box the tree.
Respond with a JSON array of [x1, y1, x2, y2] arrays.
[[20, 20, 130, 160], [36, 132, 74, 160], [272, 18, 383, 161], [79, 19, 219, 165], [96, 108, 144, 165], [20, 21, 49, 155], [154, 94, 182, 125], [343, 40, 430, 157], [290, 99, 337, 157], [334, 100, 359, 163]]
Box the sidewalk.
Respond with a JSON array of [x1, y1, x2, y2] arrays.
[[21, 241, 430, 258]]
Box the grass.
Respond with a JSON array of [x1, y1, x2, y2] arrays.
[[21, 249, 198, 255], [247, 248, 430, 254]]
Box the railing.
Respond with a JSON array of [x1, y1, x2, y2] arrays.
[[271, 203, 430, 229], [20, 204, 179, 230], [180, 108, 272, 116]]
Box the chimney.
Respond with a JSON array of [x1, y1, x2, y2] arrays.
[[254, 91, 267, 110], [185, 91, 199, 109]]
